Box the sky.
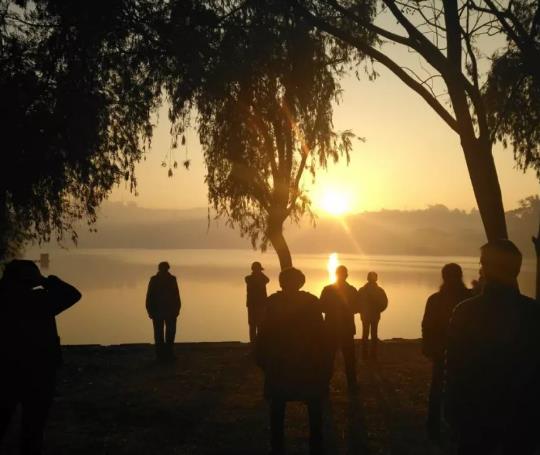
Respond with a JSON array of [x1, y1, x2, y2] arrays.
[[109, 36, 539, 216]]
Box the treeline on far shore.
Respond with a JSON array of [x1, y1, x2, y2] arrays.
[[43, 197, 539, 258]]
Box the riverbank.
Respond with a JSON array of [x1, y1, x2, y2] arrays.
[[2, 340, 446, 454]]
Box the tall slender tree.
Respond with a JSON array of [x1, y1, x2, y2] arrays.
[[295, 0, 514, 242], [190, 1, 360, 269]]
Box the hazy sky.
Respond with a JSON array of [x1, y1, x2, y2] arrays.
[[110, 43, 539, 215]]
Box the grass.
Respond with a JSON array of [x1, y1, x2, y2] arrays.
[[2, 340, 446, 455]]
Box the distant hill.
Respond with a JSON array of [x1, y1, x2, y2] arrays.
[[43, 198, 539, 257]]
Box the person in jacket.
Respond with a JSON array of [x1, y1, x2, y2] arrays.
[[256, 267, 331, 455], [357, 272, 388, 362], [320, 265, 360, 391], [245, 261, 270, 343], [146, 261, 181, 362], [0, 259, 81, 455], [445, 240, 540, 455], [421, 263, 471, 442]]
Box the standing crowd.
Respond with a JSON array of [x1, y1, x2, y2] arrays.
[[0, 238, 539, 455], [247, 239, 540, 455]]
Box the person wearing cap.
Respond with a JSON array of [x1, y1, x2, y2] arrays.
[[357, 271, 388, 362], [0, 259, 81, 455], [146, 261, 181, 362], [445, 240, 540, 454], [421, 263, 472, 443], [320, 265, 360, 391], [256, 267, 330, 455], [245, 261, 269, 343]]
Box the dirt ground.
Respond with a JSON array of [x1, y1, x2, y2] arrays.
[[1, 340, 452, 455]]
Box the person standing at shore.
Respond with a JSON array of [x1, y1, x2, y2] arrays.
[[256, 267, 330, 455], [445, 240, 540, 455], [320, 265, 360, 391], [245, 261, 269, 343], [421, 263, 471, 442], [357, 271, 388, 362], [146, 261, 181, 362], [0, 259, 81, 455]]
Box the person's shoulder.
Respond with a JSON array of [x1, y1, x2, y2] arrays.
[[426, 291, 442, 304], [267, 291, 282, 303], [345, 282, 357, 292], [451, 294, 482, 322], [299, 290, 319, 303], [321, 284, 333, 293]]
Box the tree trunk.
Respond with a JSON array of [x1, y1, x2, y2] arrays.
[[533, 219, 540, 301], [268, 223, 293, 270], [461, 137, 508, 241]]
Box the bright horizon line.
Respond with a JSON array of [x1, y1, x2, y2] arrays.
[[104, 200, 528, 214]]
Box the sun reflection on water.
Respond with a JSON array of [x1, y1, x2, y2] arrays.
[[327, 252, 340, 283]]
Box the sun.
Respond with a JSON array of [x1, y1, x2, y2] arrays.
[[320, 189, 351, 216]]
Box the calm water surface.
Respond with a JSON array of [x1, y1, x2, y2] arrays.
[[26, 249, 536, 345]]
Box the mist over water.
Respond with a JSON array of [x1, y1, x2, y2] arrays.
[[26, 248, 536, 345]]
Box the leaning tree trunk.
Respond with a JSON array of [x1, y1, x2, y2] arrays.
[[461, 136, 508, 241], [533, 219, 540, 301], [268, 222, 293, 270]]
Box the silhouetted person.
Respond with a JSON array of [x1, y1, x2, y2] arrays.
[[245, 261, 269, 343], [422, 263, 471, 443], [0, 260, 81, 455], [256, 267, 330, 455], [445, 240, 540, 455], [320, 265, 360, 391], [357, 272, 388, 362], [146, 261, 181, 362]]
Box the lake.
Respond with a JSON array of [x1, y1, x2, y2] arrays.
[[24, 248, 536, 345]]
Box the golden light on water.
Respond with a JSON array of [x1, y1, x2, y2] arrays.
[[320, 189, 351, 216], [327, 252, 340, 283]]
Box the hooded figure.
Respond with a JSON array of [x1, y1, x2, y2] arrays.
[[422, 263, 471, 442], [0, 259, 81, 455], [445, 240, 540, 455], [256, 267, 330, 455]]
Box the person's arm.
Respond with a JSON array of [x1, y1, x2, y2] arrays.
[[356, 287, 365, 315], [255, 298, 272, 369], [173, 277, 181, 314], [43, 275, 81, 315], [444, 305, 468, 432], [421, 296, 435, 359], [146, 277, 155, 318], [379, 288, 388, 312], [351, 287, 361, 314], [319, 287, 331, 314]]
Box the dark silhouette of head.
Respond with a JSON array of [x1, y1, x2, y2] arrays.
[[2, 259, 42, 289], [158, 261, 170, 273], [279, 267, 305, 292], [441, 262, 464, 285], [367, 271, 378, 283], [441, 262, 465, 289], [480, 239, 522, 286], [251, 261, 264, 272], [336, 265, 348, 283]]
